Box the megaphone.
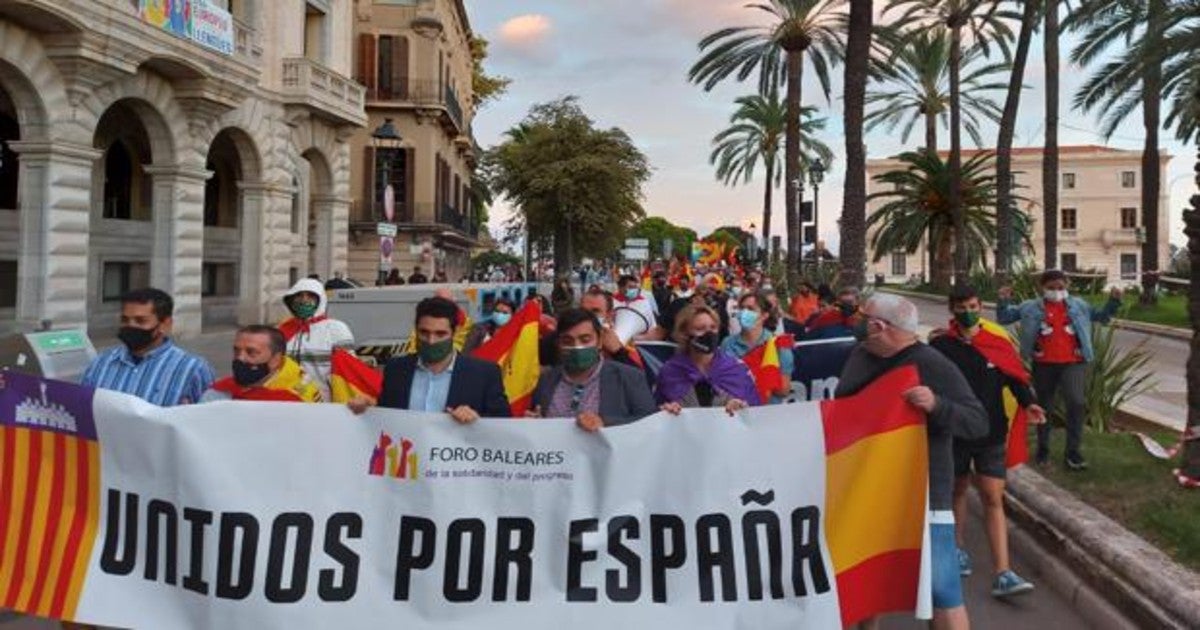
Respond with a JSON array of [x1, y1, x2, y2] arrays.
[[612, 305, 651, 345]]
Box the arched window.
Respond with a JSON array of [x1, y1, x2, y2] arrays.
[[290, 175, 301, 233], [102, 141, 134, 220], [0, 102, 18, 211]]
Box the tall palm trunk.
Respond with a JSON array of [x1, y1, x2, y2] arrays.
[[996, 0, 1040, 281], [934, 228, 954, 291], [1181, 141, 1200, 481], [924, 111, 938, 284], [1043, 0, 1060, 271], [948, 23, 968, 283], [839, 0, 872, 289], [924, 109, 938, 154], [762, 153, 774, 258], [785, 49, 804, 289], [1140, 0, 1164, 305]]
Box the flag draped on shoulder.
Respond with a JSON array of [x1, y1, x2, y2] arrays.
[[742, 334, 792, 403], [948, 319, 1032, 468], [329, 348, 383, 403], [471, 300, 541, 416]]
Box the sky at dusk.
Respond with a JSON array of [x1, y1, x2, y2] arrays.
[[464, 0, 1199, 252]]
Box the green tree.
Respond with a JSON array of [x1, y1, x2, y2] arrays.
[[710, 93, 833, 254], [689, 0, 847, 290], [996, 0, 1041, 279], [884, 0, 1016, 284], [629, 216, 698, 259], [840, 0, 873, 288], [484, 97, 651, 274], [471, 250, 521, 274], [1183, 136, 1200, 484], [867, 150, 1030, 289], [470, 36, 511, 110]]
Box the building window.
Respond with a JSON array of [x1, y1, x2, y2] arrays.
[[890, 252, 906, 277], [0, 110, 18, 211], [1062, 172, 1076, 189], [304, 3, 326, 63], [1120, 253, 1138, 279], [290, 176, 301, 233], [1060, 207, 1077, 230], [101, 262, 150, 302], [376, 35, 408, 100], [102, 142, 136, 219], [374, 148, 407, 220], [1060, 253, 1077, 272], [0, 260, 15, 308], [1120, 207, 1137, 229], [202, 263, 238, 297], [1121, 171, 1136, 188]]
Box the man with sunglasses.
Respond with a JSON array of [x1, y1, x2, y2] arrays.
[[527, 308, 657, 432], [836, 293, 988, 630]]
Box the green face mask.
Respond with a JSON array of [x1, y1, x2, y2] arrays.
[[418, 338, 455, 364], [562, 346, 601, 375], [954, 311, 981, 329], [290, 302, 319, 320]]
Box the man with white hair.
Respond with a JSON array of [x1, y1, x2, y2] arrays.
[[835, 293, 988, 630]]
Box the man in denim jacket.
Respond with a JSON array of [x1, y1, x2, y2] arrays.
[[996, 270, 1122, 470]]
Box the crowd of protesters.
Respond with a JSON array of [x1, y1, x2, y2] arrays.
[[70, 261, 1126, 630]]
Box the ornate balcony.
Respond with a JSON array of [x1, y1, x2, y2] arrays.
[[281, 57, 367, 128], [367, 79, 467, 134]]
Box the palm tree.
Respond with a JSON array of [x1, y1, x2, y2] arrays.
[[1044, 0, 1061, 272], [1066, 0, 1172, 303], [884, 0, 1016, 284], [996, 0, 1041, 279], [709, 94, 834, 259], [1184, 140, 1200, 485], [867, 28, 1007, 153], [867, 150, 1029, 288], [840, 0, 873, 289], [689, 0, 847, 290]]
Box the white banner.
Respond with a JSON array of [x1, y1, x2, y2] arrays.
[[191, 0, 234, 56]]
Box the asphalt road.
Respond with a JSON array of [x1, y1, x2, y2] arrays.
[[890, 290, 1188, 431]]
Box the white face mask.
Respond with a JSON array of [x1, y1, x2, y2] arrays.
[[1043, 289, 1068, 302]]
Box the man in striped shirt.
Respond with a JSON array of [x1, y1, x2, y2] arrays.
[[80, 288, 215, 406]]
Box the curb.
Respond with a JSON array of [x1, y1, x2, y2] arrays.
[[1005, 467, 1200, 629], [882, 287, 1191, 341]]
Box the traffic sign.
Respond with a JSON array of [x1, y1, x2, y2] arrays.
[[376, 222, 398, 237], [624, 238, 649, 248], [622, 247, 649, 260]]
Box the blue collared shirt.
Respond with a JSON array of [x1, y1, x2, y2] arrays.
[[81, 338, 216, 406], [408, 353, 457, 412]]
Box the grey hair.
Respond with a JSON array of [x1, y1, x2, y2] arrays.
[[864, 293, 920, 333]]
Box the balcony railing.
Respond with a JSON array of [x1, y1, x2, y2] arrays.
[[367, 79, 466, 132], [281, 57, 367, 127], [233, 18, 262, 61]]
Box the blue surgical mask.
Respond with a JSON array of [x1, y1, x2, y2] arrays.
[[737, 309, 760, 330], [624, 288, 640, 300], [493, 312, 512, 327]]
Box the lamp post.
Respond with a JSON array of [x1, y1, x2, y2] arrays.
[[808, 158, 826, 250], [371, 118, 403, 286]]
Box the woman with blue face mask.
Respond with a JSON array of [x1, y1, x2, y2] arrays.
[[462, 298, 516, 354], [719, 291, 795, 403]]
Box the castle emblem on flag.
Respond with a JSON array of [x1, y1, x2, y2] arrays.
[[15, 382, 78, 433]]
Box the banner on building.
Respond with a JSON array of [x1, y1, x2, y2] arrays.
[[139, 0, 234, 56], [0, 368, 929, 628]]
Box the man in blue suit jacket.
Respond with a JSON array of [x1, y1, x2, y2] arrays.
[[350, 297, 511, 421]]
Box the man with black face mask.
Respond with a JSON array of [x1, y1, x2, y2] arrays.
[[201, 326, 321, 402], [81, 288, 215, 406]]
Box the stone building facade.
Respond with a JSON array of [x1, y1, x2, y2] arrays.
[[344, 0, 479, 285], [0, 0, 366, 338], [867, 145, 1171, 285]]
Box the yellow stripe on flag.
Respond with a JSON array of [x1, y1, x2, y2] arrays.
[[36, 434, 78, 616], [63, 441, 101, 621], [825, 424, 928, 573], [0, 428, 31, 598], [16, 430, 56, 609]]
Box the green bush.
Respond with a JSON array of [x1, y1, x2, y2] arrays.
[[1066, 320, 1156, 432]]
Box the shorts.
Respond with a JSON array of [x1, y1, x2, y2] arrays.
[[953, 442, 1007, 480], [930, 517, 964, 609]]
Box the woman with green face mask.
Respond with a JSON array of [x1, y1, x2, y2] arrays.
[[279, 278, 355, 401], [527, 308, 657, 432]]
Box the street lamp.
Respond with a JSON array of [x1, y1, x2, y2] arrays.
[[371, 118, 403, 285], [808, 158, 826, 250]]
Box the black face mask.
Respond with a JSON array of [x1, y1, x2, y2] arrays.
[[232, 360, 272, 387], [118, 326, 157, 352], [689, 331, 719, 355]]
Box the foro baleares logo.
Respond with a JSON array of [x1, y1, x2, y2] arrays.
[[369, 431, 419, 480]]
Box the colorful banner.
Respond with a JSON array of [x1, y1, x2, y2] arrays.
[[138, 0, 234, 56], [0, 369, 928, 628]]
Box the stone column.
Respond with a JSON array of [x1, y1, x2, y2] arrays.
[[309, 193, 351, 282], [238, 181, 296, 323], [144, 165, 210, 338], [9, 140, 101, 332]]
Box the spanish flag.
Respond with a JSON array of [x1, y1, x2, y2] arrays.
[[329, 348, 383, 403], [640, 265, 652, 291], [471, 300, 542, 416], [947, 318, 1032, 468], [742, 334, 793, 403], [822, 366, 929, 626]]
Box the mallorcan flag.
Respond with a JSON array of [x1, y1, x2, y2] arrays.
[[742, 334, 794, 403], [0, 374, 101, 620], [329, 348, 383, 403], [471, 299, 542, 416]]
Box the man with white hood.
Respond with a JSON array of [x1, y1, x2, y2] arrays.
[[279, 278, 355, 400]]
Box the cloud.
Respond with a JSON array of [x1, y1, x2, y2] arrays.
[[498, 14, 553, 48]]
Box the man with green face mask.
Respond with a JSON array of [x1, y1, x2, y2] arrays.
[[349, 297, 511, 421], [527, 308, 657, 432]]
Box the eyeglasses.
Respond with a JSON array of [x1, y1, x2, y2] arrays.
[[570, 384, 586, 413]]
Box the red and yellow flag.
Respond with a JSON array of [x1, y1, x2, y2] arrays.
[[330, 348, 383, 403], [948, 319, 1032, 468], [471, 300, 542, 416], [742, 334, 792, 403], [821, 366, 928, 627]]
